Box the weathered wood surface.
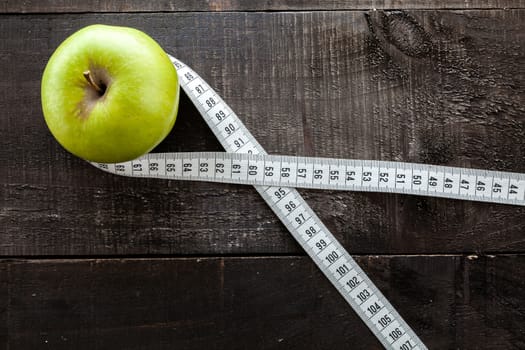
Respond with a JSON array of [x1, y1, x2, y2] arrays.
[[1, 255, 524, 349], [2, 0, 525, 12], [1, 7, 525, 349], [1, 11, 524, 256]]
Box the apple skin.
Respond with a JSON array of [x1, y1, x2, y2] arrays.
[[41, 24, 179, 163]]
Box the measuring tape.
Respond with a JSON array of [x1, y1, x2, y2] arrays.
[[91, 56, 525, 349], [94, 152, 524, 206]]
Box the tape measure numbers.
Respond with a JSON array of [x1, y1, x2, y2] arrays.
[[91, 56, 525, 349], [94, 152, 525, 206]]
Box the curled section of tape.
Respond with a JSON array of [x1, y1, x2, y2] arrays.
[[90, 55, 521, 349]]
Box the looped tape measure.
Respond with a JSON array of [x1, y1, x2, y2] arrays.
[[91, 55, 525, 349]]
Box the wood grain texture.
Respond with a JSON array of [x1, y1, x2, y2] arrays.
[[1, 255, 524, 349], [1, 10, 524, 256], [2, 7, 524, 350], [1, 0, 524, 13]]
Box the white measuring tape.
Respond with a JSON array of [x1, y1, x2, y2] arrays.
[[94, 152, 524, 206], [91, 56, 525, 349]]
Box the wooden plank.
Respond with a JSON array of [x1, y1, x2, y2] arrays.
[[1, 0, 524, 13], [1, 10, 524, 256], [0, 263, 7, 347], [1, 255, 525, 349]]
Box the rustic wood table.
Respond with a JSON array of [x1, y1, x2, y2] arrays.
[[1, 1, 524, 349]]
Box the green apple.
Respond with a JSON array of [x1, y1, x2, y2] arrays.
[[41, 24, 179, 163]]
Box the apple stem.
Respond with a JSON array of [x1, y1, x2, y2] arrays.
[[83, 70, 104, 95]]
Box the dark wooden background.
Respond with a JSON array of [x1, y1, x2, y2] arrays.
[[1, 1, 525, 349]]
